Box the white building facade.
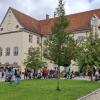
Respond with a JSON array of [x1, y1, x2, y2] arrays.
[[0, 7, 100, 72], [0, 8, 41, 71]]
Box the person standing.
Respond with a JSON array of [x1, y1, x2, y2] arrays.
[[1, 69, 4, 78], [15, 69, 21, 84], [0, 69, 2, 82], [24, 69, 28, 80], [7, 68, 14, 84], [95, 70, 99, 81]]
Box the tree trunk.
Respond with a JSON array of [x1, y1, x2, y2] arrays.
[[56, 65, 61, 91]]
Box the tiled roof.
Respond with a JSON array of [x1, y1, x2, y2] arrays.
[[66, 8, 100, 31], [11, 7, 41, 34], [11, 7, 100, 35], [40, 8, 100, 34]]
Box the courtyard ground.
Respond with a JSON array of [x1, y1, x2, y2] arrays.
[[0, 80, 100, 100]]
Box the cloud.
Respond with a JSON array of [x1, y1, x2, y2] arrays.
[[0, 0, 100, 23], [65, 0, 90, 14], [90, 0, 100, 9]]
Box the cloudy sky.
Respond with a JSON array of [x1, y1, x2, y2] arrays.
[[0, 0, 100, 22]]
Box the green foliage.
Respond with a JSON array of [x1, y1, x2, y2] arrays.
[[77, 37, 100, 72], [24, 47, 42, 69], [44, 0, 76, 67], [0, 80, 100, 100]]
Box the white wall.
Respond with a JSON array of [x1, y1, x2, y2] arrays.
[[21, 31, 41, 70], [0, 32, 23, 66], [0, 9, 22, 34], [74, 32, 87, 40]]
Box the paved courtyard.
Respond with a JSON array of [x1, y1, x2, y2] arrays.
[[78, 89, 100, 100]]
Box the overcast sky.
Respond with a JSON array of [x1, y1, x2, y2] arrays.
[[0, 0, 100, 22]]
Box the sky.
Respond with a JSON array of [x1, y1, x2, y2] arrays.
[[0, 0, 100, 22]]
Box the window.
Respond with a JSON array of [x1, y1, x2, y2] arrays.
[[28, 47, 33, 55], [14, 47, 19, 56], [6, 47, 10, 56], [5, 62, 9, 66], [91, 15, 98, 27], [98, 25, 100, 30], [0, 47, 2, 56], [37, 36, 40, 44], [77, 36, 86, 42], [16, 25, 19, 28], [29, 34, 33, 43], [0, 28, 3, 31], [13, 62, 19, 67], [13, 62, 18, 65], [43, 48, 48, 57]]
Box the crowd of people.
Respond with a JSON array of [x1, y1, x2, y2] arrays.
[[0, 67, 100, 84], [23, 67, 58, 79], [0, 67, 59, 84], [0, 67, 21, 84]]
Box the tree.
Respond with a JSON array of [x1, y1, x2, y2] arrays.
[[77, 35, 100, 81], [44, 0, 76, 90], [24, 47, 42, 70]]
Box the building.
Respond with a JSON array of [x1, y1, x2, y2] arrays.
[[0, 7, 100, 71]]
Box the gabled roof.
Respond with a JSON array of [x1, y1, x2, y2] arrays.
[[4, 7, 100, 34], [40, 8, 100, 34], [10, 7, 41, 34], [66, 8, 100, 31]]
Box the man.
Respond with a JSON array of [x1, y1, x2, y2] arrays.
[[15, 69, 21, 84]]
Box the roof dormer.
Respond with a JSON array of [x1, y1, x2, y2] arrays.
[[91, 14, 99, 27]]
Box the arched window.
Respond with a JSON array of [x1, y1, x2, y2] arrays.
[[14, 47, 19, 56], [0, 47, 3, 56], [6, 47, 10, 56]]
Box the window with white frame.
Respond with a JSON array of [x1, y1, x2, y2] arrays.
[[77, 36, 86, 42], [6, 47, 10, 56], [29, 34, 33, 43], [0, 47, 2, 56], [14, 47, 19, 56]]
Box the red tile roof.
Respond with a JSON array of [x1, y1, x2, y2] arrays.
[[11, 7, 41, 34], [67, 8, 100, 32], [39, 8, 100, 34], [11, 7, 100, 35]]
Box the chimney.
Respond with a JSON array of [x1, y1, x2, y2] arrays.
[[46, 14, 49, 20]]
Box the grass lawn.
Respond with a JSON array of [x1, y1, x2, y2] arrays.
[[0, 79, 100, 100]]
